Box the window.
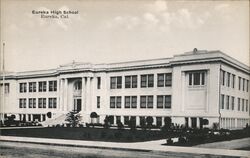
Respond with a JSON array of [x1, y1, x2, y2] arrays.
[[124, 116, 130, 125], [165, 95, 171, 108], [19, 83, 27, 93], [49, 81, 57, 92], [157, 95, 171, 109], [246, 100, 248, 112], [1, 83, 10, 94], [157, 73, 172, 87], [221, 94, 224, 109], [141, 74, 154, 88], [243, 79, 245, 91], [39, 81, 47, 92], [221, 70, 225, 86], [247, 80, 249, 92], [232, 96, 235, 110], [48, 98, 57, 108], [97, 77, 101, 89], [29, 98, 36, 108], [226, 96, 230, 110], [238, 98, 241, 111], [242, 99, 245, 111], [125, 96, 137, 108], [227, 72, 230, 87], [140, 95, 153, 108], [19, 98, 26, 108], [238, 77, 241, 90], [110, 76, 122, 89], [74, 80, 82, 90], [29, 82, 36, 92], [232, 74, 235, 88], [188, 71, 206, 86], [38, 98, 46, 108], [110, 96, 121, 108], [125, 75, 137, 88], [97, 96, 100, 108]]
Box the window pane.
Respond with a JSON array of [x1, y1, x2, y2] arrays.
[[125, 96, 130, 108], [165, 95, 171, 108], [147, 96, 153, 108], [157, 96, 163, 108], [141, 75, 147, 88], [110, 77, 116, 89], [193, 73, 200, 85], [132, 76, 137, 88], [148, 75, 154, 87], [116, 96, 121, 108], [189, 74, 192, 85], [131, 96, 137, 108], [110, 97, 116, 108], [165, 73, 172, 86], [140, 96, 146, 108], [157, 74, 164, 87], [117, 77, 122, 89], [125, 76, 131, 88], [201, 73, 205, 85]]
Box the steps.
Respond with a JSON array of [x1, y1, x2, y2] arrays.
[[41, 114, 68, 127]]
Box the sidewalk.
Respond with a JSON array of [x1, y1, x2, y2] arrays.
[[1, 136, 250, 157], [195, 137, 250, 150]]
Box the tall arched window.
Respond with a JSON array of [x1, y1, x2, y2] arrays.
[[74, 80, 82, 90]]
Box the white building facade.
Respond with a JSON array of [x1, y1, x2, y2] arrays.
[[0, 50, 249, 129]]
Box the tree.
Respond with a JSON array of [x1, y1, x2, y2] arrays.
[[65, 111, 81, 127], [146, 116, 153, 129], [128, 117, 136, 130], [103, 116, 111, 129], [164, 117, 172, 129]]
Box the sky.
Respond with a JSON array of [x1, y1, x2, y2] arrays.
[[1, 0, 249, 72]]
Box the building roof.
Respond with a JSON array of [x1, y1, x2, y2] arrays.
[[1, 49, 249, 79]]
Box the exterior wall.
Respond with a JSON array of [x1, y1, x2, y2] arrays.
[[220, 64, 250, 129], [0, 50, 249, 129]]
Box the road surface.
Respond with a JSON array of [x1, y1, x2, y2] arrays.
[[0, 141, 239, 158]]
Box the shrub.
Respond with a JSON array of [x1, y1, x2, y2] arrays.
[[146, 116, 153, 129], [117, 121, 124, 130], [65, 111, 81, 127]]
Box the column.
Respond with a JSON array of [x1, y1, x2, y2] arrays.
[[64, 78, 68, 111], [197, 117, 200, 129], [188, 117, 192, 128], [81, 77, 85, 112], [56, 78, 60, 111], [60, 79, 64, 111], [136, 116, 140, 126], [86, 77, 91, 112]]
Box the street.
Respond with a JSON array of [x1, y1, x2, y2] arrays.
[[0, 141, 239, 158]]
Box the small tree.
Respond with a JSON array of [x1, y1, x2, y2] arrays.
[[128, 117, 136, 130], [117, 121, 124, 130], [103, 116, 110, 129], [65, 111, 81, 127], [164, 117, 172, 129], [146, 116, 153, 130]]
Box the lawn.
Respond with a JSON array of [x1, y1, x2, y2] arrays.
[[0, 127, 167, 142], [1, 127, 249, 145]]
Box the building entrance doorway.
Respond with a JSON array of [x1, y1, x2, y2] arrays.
[[73, 99, 82, 112]]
